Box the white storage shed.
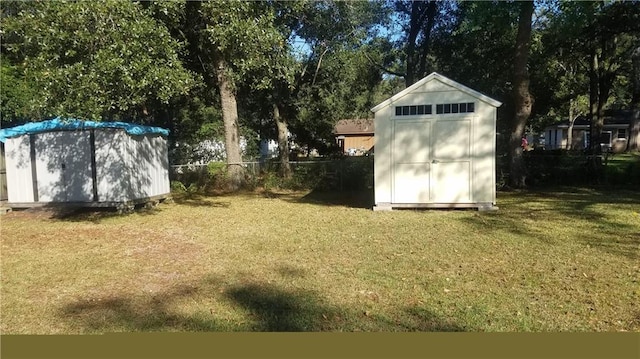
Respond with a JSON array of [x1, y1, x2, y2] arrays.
[[0, 117, 170, 209], [371, 72, 502, 210]]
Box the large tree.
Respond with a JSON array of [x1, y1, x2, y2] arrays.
[[241, 0, 386, 166], [0, 0, 193, 123], [170, 1, 284, 189], [630, 46, 640, 152], [508, 1, 534, 188], [396, 0, 439, 87]]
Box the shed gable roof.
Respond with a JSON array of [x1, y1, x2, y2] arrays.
[[371, 72, 502, 113]]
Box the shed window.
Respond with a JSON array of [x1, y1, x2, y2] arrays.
[[435, 102, 475, 114], [394, 105, 433, 116], [618, 129, 627, 139]]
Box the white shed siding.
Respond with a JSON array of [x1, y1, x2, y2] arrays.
[[95, 129, 129, 202], [95, 130, 169, 202], [3, 124, 169, 207], [4, 135, 34, 203], [374, 105, 393, 204], [471, 103, 496, 204], [126, 134, 169, 199], [34, 131, 93, 202], [153, 135, 170, 197], [372, 73, 501, 209]]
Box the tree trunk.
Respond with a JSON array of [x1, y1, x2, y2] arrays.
[[273, 103, 291, 179], [629, 46, 640, 152], [215, 57, 245, 191], [508, 1, 534, 189], [567, 99, 575, 150], [404, 1, 422, 87], [588, 48, 603, 175], [417, 1, 438, 79], [404, 1, 438, 87]]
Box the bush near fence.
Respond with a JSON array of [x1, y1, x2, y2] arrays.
[[170, 156, 374, 194]]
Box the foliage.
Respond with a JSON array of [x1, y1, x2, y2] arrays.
[[432, 1, 520, 99], [2, 0, 640, 188], [237, 1, 388, 155], [169, 157, 373, 194], [257, 157, 372, 191], [1, 0, 194, 121], [170, 180, 199, 198], [535, 1, 639, 147], [169, 161, 235, 194], [0, 62, 43, 125]]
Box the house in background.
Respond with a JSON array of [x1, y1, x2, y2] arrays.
[[333, 119, 374, 156], [544, 110, 632, 153]]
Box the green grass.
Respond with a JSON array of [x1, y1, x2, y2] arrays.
[[1, 187, 639, 333], [605, 152, 640, 184]]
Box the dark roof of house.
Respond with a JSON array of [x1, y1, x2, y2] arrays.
[[334, 119, 374, 135], [547, 110, 633, 129]]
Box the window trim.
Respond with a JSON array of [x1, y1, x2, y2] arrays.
[[435, 102, 475, 115], [394, 102, 475, 117], [394, 104, 433, 117], [617, 128, 627, 139]]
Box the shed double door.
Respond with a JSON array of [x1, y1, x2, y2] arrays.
[[392, 118, 472, 204], [34, 131, 94, 202]]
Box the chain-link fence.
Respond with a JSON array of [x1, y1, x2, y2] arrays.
[[170, 156, 374, 192]]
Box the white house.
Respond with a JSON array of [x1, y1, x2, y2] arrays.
[[371, 72, 502, 211], [544, 110, 632, 153], [0, 117, 170, 209]]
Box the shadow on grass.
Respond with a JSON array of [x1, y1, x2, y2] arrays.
[[11, 205, 163, 224], [371, 307, 470, 332], [223, 283, 340, 331], [58, 277, 469, 332], [60, 285, 222, 332], [172, 194, 231, 208], [295, 189, 374, 209], [276, 264, 307, 278], [463, 187, 640, 260]]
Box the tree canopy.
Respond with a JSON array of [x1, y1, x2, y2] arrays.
[[1, 0, 194, 123], [1, 0, 639, 187]]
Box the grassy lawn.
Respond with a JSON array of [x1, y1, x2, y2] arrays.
[[1, 187, 638, 333]]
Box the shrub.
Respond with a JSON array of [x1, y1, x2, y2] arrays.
[[170, 180, 187, 194]]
